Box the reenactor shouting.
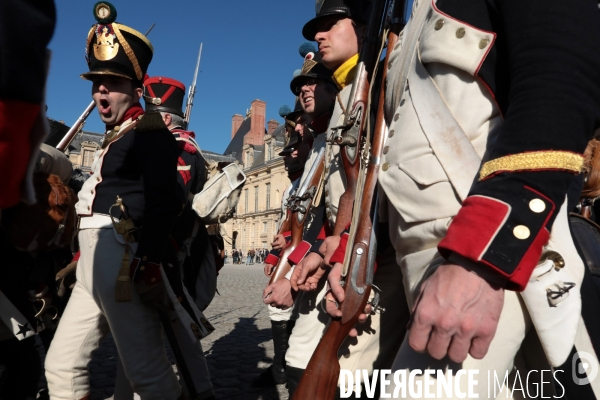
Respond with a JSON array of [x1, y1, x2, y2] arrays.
[[45, 3, 188, 399]]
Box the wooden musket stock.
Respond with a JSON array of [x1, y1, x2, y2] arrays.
[[268, 150, 326, 285], [292, 0, 405, 398]]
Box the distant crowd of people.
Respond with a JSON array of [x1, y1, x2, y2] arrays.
[[230, 248, 268, 265]]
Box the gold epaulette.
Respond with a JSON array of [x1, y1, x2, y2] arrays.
[[480, 150, 584, 180], [136, 111, 167, 132]]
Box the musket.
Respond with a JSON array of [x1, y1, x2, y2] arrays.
[[266, 147, 326, 287], [184, 43, 203, 130], [55, 23, 156, 152], [329, 0, 388, 236], [291, 0, 406, 398]]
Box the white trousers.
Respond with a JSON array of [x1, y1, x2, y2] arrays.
[[268, 303, 294, 322], [112, 309, 213, 400], [45, 228, 181, 400], [285, 251, 409, 377]]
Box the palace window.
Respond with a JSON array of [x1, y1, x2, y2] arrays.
[[82, 149, 94, 168], [254, 186, 259, 212], [265, 183, 271, 209]]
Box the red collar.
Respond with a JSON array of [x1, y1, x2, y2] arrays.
[[172, 128, 198, 154], [310, 111, 332, 134], [106, 103, 144, 130]]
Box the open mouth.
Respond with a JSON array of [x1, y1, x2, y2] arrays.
[[99, 99, 111, 116], [303, 96, 314, 106]]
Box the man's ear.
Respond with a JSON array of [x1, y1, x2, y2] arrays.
[[133, 86, 143, 102], [163, 113, 172, 127]]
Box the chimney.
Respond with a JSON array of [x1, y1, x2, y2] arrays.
[[231, 114, 243, 138], [267, 120, 279, 136], [244, 99, 266, 146]]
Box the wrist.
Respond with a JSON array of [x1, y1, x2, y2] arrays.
[[447, 253, 508, 289]]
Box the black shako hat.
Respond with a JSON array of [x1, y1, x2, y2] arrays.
[[302, 0, 368, 40], [290, 54, 333, 96], [143, 76, 186, 118], [81, 2, 153, 85], [279, 128, 302, 156], [285, 99, 304, 125]]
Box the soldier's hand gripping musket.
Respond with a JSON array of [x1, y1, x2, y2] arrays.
[[264, 147, 326, 290]]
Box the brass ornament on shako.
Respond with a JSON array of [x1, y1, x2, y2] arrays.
[[82, 1, 153, 83], [94, 24, 119, 61]]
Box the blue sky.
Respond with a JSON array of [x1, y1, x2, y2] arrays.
[[46, 1, 315, 153]]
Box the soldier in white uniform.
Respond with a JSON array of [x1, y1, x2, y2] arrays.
[[254, 112, 312, 388], [286, 1, 411, 396]]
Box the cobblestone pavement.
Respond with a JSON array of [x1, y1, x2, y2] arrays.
[[40, 263, 289, 400]]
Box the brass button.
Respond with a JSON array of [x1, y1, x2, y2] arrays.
[[151, 277, 156, 283], [389, 130, 395, 138], [327, 212, 332, 218], [383, 146, 389, 155], [382, 163, 389, 171], [140, 265, 145, 271], [87, 206, 90, 210], [456, 28, 465, 39], [435, 19, 444, 30], [91, 190, 94, 194], [325, 190, 329, 196], [529, 199, 546, 213], [142, 256, 147, 261], [544, 251, 565, 270], [513, 225, 530, 240], [393, 113, 400, 122], [388, 61, 393, 69], [479, 38, 490, 49], [96, 177, 101, 182], [177, 296, 183, 303]]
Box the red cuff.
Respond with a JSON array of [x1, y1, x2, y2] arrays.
[[265, 253, 280, 265], [288, 241, 312, 265], [316, 225, 328, 241], [72, 251, 81, 262], [439, 193, 553, 291], [130, 257, 163, 286], [0, 100, 40, 208], [329, 232, 349, 265]]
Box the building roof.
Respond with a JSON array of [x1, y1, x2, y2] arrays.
[[67, 131, 103, 153], [223, 117, 252, 163], [271, 124, 287, 147], [202, 149, 236, 163], [45, 118, 70, 148]]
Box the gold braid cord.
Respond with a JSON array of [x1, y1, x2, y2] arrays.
[[112, 23, 142, 80], [479, 150, 584, 180], [86, 26, 95, 54]]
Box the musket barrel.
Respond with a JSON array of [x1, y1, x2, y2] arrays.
[[56, 100, 96, 151], [184, 43, 203, 129]]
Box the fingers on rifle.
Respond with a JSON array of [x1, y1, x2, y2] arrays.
[[262, 286, 272, 302], [290, 268, 300, 291]]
